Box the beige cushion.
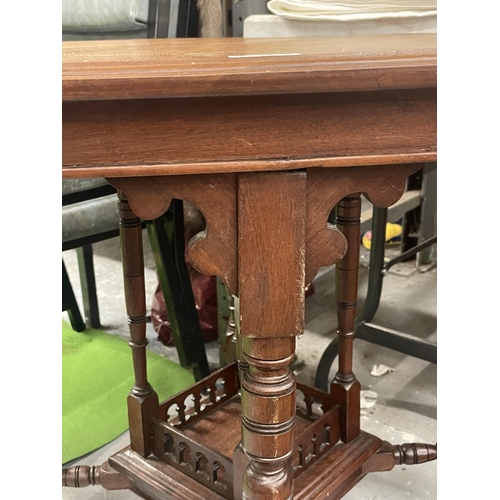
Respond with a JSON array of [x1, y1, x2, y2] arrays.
[[62, 0, 149, 32]]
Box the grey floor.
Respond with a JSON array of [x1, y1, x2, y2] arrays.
[[62, 221, 437, 500]]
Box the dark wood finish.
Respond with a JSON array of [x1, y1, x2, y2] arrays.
[[62, 35, 437, 499], [62, 462, 134, 490], [157, 363, 240, 426], [103, 431, 382, 500], [123, 362, 350, 499], [94, 377, 378, 499], [62, 35, 436, 179], [63, 401, 435, 497], [292, 392, 340, 479], [392, 442, 437, 465], [294, 432, 382, 500], [237, 171, 307, 499], [239, 337, 295, 499], [118, 191, 159, 457], [184, 399, 244, 457], [362, 441, 437, 474], [238, 171, 306, 338], [304, 164, 421, 286], [62, 465, 101, 488], [63, 89, 435, 178], [330, 195, 362, 443], [108, 175, 238, 295], [153, 417, 234, 499], [63, 154, 435, 179], [62, 35, 436, 101], [111, 449, 225, 500]]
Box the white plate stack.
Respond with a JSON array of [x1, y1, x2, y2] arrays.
[[245, 0, 437, 38]]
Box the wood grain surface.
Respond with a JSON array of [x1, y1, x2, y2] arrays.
[[61, 34, 436, 500], [63, 88, 436, 176], [108, 174, 238, 294], [62, 34, 436, 178], [62, 35, 436, 101], [238, 171, 306, 338]]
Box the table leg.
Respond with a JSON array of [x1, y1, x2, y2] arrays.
[[118, 190, 159, 457], [330, 194, 362, 443], [237, 171, 306, 499], [240, 337, 296, 500]]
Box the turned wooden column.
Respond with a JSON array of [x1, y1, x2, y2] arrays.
[[237, 171, 306, 500], [240, 337, 296, 499], [118, 191, 159, 457], [330, 194, 362, 443]]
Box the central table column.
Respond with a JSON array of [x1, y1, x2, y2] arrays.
[[237, 171, 306, 500]]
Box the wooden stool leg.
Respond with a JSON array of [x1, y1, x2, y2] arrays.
[[118, 190, 159, 457], [330, 194, 362, 443]]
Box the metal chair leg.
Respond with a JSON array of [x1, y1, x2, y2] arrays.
[[315, 206, 388, 391], [62, 259, 86, 332], [76, 244, 101, 329], [146, 200, 210, 381], [315, 205, 437, 391]]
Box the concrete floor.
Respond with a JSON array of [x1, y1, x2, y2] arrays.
[[62, 223, 437, 499]]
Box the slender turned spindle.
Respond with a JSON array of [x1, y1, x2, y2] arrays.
[[330, 194, 362, 443], [118, 191, 159, 457], [241, 337, 296, 500]]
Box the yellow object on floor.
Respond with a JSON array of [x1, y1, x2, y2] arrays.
[[362, 222, 402, 250]]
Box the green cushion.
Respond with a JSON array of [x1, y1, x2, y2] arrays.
[[62, 320, 194, 463]]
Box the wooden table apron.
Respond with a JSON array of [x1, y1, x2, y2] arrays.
[[62, 35, 437, 500]]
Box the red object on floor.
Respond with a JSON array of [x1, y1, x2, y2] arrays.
[[151, 274, 218, 347], [153, 278, 314, 347]]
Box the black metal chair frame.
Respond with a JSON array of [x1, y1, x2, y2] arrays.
[[62, 0, 210, 380], [315, 169, 437, 391]]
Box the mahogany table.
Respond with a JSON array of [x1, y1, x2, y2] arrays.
[[62, 34, 437, 499]]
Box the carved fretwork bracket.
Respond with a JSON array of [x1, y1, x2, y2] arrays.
[[305, 163, 422, 285], [108, 174, 238, 294], [107, 163, 421, 301]]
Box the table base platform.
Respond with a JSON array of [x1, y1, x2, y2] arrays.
[[63, 363, 436, 499]]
